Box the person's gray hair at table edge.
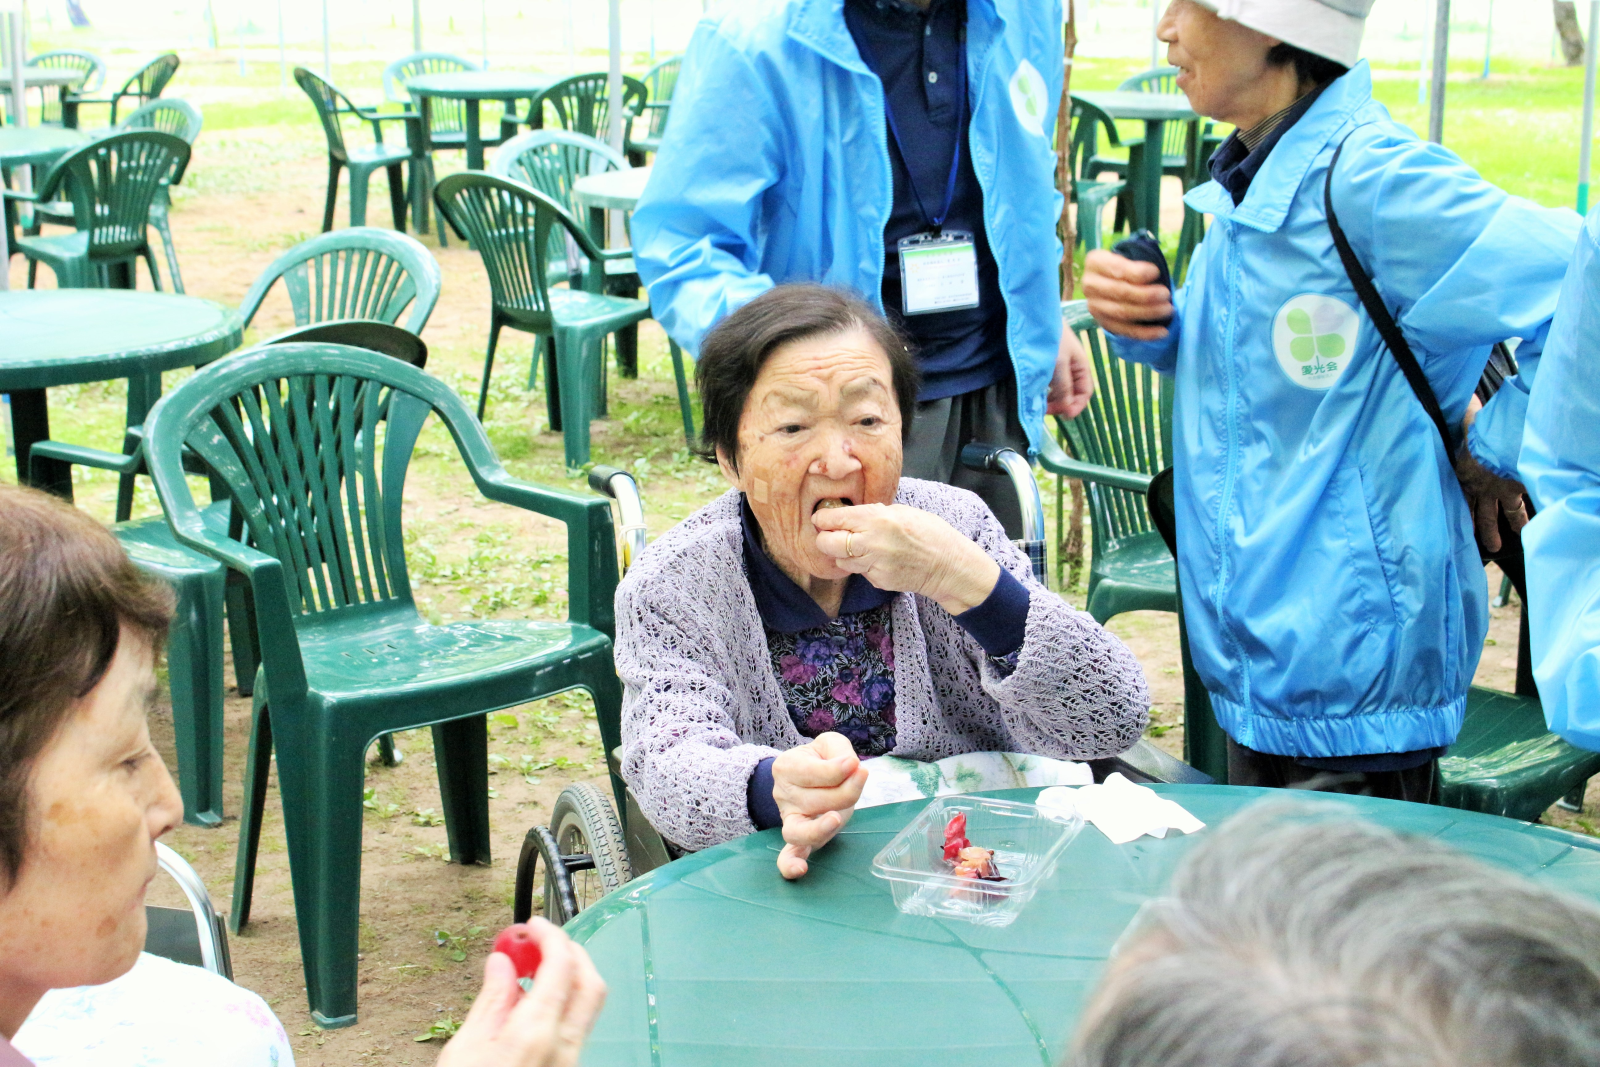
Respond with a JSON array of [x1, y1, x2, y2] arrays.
[[1068, 801, 1600, 1067]]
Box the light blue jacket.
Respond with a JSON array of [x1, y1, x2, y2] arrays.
[[630, 0, 1065, 451], [1112, 64, 1581, 758], [1522, 207, 1600, 751]]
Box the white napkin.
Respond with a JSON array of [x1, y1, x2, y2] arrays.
[[1036, 773, 1206, 845]]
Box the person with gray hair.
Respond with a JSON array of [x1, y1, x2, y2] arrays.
[[1070, 802, 1600, 1067]]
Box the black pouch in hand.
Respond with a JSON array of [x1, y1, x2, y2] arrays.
[[1112, 229, 1174, 325]]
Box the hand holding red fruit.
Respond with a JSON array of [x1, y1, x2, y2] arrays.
[[493, 923, 544, 979]]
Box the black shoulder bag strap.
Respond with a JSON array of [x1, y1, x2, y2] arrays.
[[1323, 134, 1456, 460]]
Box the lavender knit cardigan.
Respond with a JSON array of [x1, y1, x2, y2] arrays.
[[615, 479, 1151, 850]]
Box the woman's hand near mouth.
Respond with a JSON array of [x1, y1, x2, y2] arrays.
[[812, 503, 1000, 616]]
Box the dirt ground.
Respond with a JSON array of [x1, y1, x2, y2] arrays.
[[7, 59, 1589, 1067]]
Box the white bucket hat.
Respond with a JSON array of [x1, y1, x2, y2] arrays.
[[1191, 0, 1374, 68]]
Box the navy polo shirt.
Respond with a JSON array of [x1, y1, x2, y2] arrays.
[[845, 0, 1009, 403]]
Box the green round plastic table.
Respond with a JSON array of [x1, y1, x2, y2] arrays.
[[572, 164, 653, 248], [1073, 90, 1199, 245], [0, 290, 243, 494], [0, 125, 88, 169], [405, 70, 557, 170], [567, 784, 1600, 1067]]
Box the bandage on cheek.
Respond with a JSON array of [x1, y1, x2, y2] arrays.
[[751, 478, 770, 504]]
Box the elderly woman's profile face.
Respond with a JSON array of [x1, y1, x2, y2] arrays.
[[1158, 0, 1280, 125], [719, 325, 903, 583], [0, 629, 183, 1005]]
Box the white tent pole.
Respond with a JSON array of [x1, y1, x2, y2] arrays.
[[1427, 0, 1448, 143], [413, 0, 422, 51], [321, 0, 331, 79], [1149, 0, 1158, 70], [1481, 0, 1492, 80], [1417, 3, 1429, 106], [1580, 0, 1599, 213], [481, 0, 488, 67], [607, 0, 623, 152], [277, 0, 287, 89], [1, 6, 25, 291]]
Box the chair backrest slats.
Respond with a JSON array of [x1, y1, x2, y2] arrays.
[[384, 51, 477, 134], [1118, 67, 1188, 158], [535, 73, 647, 141], [1057, 301, 1173, 547], [38, 130, 189, 258], [28, 49, 105, 124], [239, 228, 441, 335], [118, 97, 203, 143], [109, 53, 179, 125], [642, 57, 680, 139]]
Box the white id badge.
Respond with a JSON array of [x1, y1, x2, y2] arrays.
[[898, 231, 980, 315]]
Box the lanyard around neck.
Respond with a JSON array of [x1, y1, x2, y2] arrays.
[[856, 25, 967, 234]]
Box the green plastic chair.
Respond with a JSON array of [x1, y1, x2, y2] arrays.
[[4, 129, 190, 290], [142, 342, 622, 1028], [239, 226, 440, 335], [1067, 97, 1129, 254], [23, 49, 106, 125], [631, 56, 681, 159], [62, 52, 179, 128], [490, 130, 697, 446], [294, 67, 419, 234], [433, 171, 650, 466], [1039, 301, 1177, 624], [526, 72, 648, 143]]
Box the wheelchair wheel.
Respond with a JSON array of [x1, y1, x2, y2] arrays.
[[513, 782, 631, 926]]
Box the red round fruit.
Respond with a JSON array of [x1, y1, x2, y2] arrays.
[[492, 923, 544, 979]]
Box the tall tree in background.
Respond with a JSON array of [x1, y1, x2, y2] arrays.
[[1053, 0, 1088, 593], [1556, 1, 1586, 66]]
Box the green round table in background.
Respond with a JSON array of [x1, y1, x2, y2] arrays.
[[0, 290, 243, 494], [405, 70, 556, 169], [1074, 90, 1200, 245], [568, 784, 1600, 1066], [572, 164, 652, 250], [0, 125, 89, 169]]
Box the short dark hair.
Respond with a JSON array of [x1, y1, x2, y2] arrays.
[[1266, 42, 1349, 90], [693, 284, 920, 468], [0, 486, 173, 890]]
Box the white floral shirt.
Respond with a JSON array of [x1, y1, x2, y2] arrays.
[[15, 953, 293, 1067]]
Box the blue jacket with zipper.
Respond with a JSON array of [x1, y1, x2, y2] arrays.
[[630, 0, 1065, 452], [1112, 63, 1580, 759]]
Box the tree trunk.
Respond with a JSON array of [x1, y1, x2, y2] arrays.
[[1556, 1, 1586, 67], [1052, 2, 1088, 595]]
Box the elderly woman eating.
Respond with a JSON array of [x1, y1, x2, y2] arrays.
[[617, 284, 1150, 878]]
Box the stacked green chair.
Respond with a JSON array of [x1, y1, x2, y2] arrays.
[[1067, 97, 1129, 254], [434, 172, 651, 466], [4, 129, 190, 290], [491, 130, 698, 446], [26, 229, 441, 824], [524, 72, 647, 143], [20, 50, 106, 125], [62, 52, 179, 128], [630, 56, 681, 161], [142, 342, 623, 1028], [1039, 301, 1177, 624], [295, 67, 420, 233], [28, 99, 204, 292]]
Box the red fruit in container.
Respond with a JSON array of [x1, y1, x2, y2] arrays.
[[942, 811, 970, 860], [492, 923, 544, 979]]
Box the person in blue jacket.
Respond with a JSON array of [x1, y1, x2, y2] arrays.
[[1083, 0, 1581, 800], [1521, 207, 1600, 751], [630, 0, 1088, 533]]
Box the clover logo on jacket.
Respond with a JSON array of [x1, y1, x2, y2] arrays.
[[1008, 59, 1047, 136], [1271, 293, 1359, 390]]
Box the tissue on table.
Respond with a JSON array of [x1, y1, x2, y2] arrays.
[[1036, 773, 1205, 845]]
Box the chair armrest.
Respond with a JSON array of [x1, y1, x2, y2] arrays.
[[359, 107, 420, 122], [470, 470, 619, 638], [1, 188, 39, 203], [1090, 739, 1214, 785], [1036, 431, 1154, 494], [28, 440, 143, 475]]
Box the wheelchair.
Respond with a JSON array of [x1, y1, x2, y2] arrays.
[[514, 446, 1208, 926]]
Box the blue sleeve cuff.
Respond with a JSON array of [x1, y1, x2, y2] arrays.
[[1469, 377, 1531, 481], [953, 567, 1031, 658], [747, 756, 781, 831]]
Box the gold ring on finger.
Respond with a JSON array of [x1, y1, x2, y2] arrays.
[[846, 532, 857, 557]]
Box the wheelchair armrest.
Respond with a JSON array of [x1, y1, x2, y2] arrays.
[[1089, 738, 1214, 785]]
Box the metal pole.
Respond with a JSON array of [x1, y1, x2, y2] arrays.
[[1, 8, 24, 291], [607, 0, 623, 152], [1481, 0, 1492, 79], [1149, 0, 1158, 71], [412, 0, 421, 51], [277, 0, 287, 89], [481, 0, 488, 67], [321, 0, 330, 79], [1427, 0, 1449, 143], [1418, 9, 1429, 106], [1580, 0, 1599, 213]]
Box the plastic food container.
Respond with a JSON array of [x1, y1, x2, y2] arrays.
[[871, 794, 1084, 927]]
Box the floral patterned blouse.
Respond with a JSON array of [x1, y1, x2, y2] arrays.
[[768, 603, 899, 757]]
